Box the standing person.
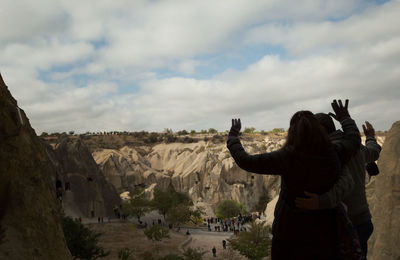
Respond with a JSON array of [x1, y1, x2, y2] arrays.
[[222, 240, 226, 249], [296, 116, 381, 259], [227, 100, 361, 259], [212, 246, 217, 257]]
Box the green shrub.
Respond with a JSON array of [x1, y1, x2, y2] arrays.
[[61, 215, 109, 260], [118, 248, 133, 260], [144, 225, 170, 242], [215, 200, 245, 219], [243, 127, 256, 134], [182, 247, 206, 260], [228, 221, 271, 260], [208, 128, 217, 134]]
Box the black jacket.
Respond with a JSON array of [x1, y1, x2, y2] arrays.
[[227, 118, 360, 241]]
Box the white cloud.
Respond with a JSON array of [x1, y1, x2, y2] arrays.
[[0, 0, 399, 134]]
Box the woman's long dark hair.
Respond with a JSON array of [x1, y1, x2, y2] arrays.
[[285, 110, 332, 155]]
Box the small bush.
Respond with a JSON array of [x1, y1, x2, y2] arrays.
[[177, 130, 188, 135], [144, 225, 170, 242], [243, 127, 256, 134], [208, 128, 217, 134], [61, 215, 109, 260], [183, 247, 206, 260], [118, 248, 133, 260]]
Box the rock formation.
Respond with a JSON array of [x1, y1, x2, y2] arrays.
[[0, 74, 71, 260], [93, 136, 285, 215], [46, 138, 121, 218], [368, 121, 400, 259]]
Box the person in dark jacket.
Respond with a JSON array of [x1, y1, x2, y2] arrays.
[[295, 114, 381, 259], [227, 100, 360, 260]]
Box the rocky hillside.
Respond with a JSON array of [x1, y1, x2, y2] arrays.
[[92, 136, 286, 215], [46, 138, 121, 219], [368, 121, 400, 259], [0, 74, 71, 260]]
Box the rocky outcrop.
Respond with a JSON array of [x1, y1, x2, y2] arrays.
[[93, 136, 285, 214], [368, 121, 400, 260], [0, 74, 71, 260], [47, 138, 121, 218]]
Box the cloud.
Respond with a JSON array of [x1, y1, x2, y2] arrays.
[[0, 0, 399, 134]]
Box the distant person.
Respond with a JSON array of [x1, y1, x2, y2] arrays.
[[186, 229, 190, 235], [212, 246, 216, 257], [227, 100, 361, 259], [296, 116, 381, 259], [222, 240, 226, 249]]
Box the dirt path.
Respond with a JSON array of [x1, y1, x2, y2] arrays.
[[90, 222, 186, 260], [184, 229, 247, 260]]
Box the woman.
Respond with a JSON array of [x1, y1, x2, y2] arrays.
[[227, 100, 360, 259]]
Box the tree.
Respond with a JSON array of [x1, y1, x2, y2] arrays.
[[243, 127, 256, 134], [177, 130, 188, 135], [215, 200, 245, 219], [166, 204, 204, 226], [228, 221, 271, 260], [208, 128, 217, 134], [151, 189, 192, 222], [61, 215, 109, 260], [166, 204, 191, 226], [269, 128, 285, 134], [190, 130, 196, 136], [40, 132, 49, 137], [69, 130, 75, 135], [120, 190, 151, 221], [152, 189, 175, 220]]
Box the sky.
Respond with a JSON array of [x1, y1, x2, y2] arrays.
[[1, 0, 399, 134]]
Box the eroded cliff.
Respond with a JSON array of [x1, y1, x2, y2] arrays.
[[46, 138, 121, 218], [0, 74, 71, 260], [93, 136, 286, 215], [368, 121, 400, 259]]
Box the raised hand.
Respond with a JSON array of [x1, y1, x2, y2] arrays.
[[362, 121, 375, 137], [229, 118, 242, 137], [329, 99, 350, 122]]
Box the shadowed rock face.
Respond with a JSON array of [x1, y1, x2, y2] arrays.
[[0, 74, 71, 260], [368, 121, 400, 260], [47, 138, 121, 218]]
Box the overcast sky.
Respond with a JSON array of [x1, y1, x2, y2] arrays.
[[1, 0, 399, 134]]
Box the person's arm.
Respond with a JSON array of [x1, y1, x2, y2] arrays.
[[295, 166, 354, 209], [329, 100, 361, 164], [227, 119, 286, 175], [361, 121, 382, 163]]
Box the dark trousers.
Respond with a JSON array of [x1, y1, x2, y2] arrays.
[[355, 220, 374, 259]]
